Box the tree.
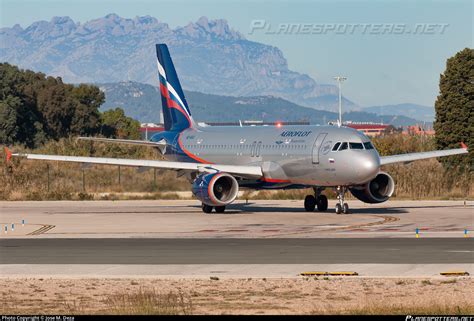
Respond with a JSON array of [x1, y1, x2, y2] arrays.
[[100, 108, 141, 139], [36, 79, 75, 140], [434, 48, 474, 172], [70, 84, 104, 135], [0, 63, 109, 147], [0, 96, 20, 145]]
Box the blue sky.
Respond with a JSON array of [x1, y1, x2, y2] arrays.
[[1, 0, 472, 107]]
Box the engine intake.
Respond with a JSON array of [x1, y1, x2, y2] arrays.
[[192, 172, 239, 206], [349, 172, 395, 204]]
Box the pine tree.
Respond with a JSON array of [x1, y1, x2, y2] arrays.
[[434, 48, 474, 172]]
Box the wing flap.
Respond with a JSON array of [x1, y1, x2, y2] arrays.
[[14, 153, 262, 177], [380, 147, 468, 165]]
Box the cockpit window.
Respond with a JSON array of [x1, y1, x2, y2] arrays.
[[332, 142, 341, 151], [349, 142, 364, 150], [339, 142, 348, 151], [363, 142, 374, 150]]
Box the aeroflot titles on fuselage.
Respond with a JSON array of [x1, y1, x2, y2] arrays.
[[280, 131, 312, 137]]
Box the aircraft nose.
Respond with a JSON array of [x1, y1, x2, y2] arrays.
[[358, 152, 380, 182]]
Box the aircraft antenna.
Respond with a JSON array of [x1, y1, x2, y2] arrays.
[[334, 76, 347, 127]]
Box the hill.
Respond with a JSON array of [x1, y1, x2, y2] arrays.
[[99, 81, 422, 126], [363, 103, 435, 123]]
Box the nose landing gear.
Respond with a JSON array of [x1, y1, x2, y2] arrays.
[[335, 186, 350, 214]]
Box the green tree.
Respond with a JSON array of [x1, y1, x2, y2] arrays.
[[434, 48, 474, 171], [0, 96, 20, 145], [100, 108, 141, 139], [0, 63, 108, 147], [70, 84, 104, 135]]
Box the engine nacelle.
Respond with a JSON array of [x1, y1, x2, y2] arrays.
[[192, 172, 239, 206], [349, 172, 395, 204]]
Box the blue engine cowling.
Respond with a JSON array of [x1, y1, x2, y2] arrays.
[[192, 172, 239, 206]]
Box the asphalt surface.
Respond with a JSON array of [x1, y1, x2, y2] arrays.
[[1, 238, 472, 264]]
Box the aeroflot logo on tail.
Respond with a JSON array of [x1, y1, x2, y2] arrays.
[[280, 131, 312, 137]]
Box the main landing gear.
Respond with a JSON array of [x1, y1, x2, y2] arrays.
[[304, 188, 328, 212], [202, 203, 226, 214], [304, 186, 350, 214], [335, 186, 350, 214]]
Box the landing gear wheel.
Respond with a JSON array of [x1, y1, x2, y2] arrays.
[[304, 195, 316, 212], [202, 204, 213, 214], [343, 203, 350, 214], [335, 203, 342, 214], [316, 195, 328, 212], [215, 206, 226, 213]]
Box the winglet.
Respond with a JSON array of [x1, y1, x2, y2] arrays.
[[460, 142, 468, 150], [4, 147, 12, 162]]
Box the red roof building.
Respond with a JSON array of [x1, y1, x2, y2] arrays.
[[140, 124, 164, 140]]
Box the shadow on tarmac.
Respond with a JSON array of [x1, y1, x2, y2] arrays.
[[188, 202, 409, 215]]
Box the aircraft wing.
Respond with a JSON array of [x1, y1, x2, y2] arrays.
[[12, 152, 263, 178], [380, 144, 468, 165], [77, 137, 162, 147]]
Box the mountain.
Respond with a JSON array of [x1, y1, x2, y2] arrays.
[[363, 103, 435, 123], [99, 81, 421, 126], [0, 14, 357, 111]]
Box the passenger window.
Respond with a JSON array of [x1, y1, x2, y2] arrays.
[[339, 142, 348, 151], [349, 142, 364, 150], [332, 142, 341, 151], [363, 142, 374, 150]]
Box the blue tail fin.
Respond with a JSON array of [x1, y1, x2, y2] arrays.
[[156, 44, 195, 131]]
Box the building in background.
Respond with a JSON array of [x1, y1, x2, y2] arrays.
[[140, 123, 164, 140], [403, 124, 435, 136], [345, 123, 393, 136]]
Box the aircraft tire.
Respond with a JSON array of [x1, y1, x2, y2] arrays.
[[215, 206, 226, 213], [335, 203, 342, 214], [202, 204, 214, 214], [316, 195, 328, 212], [343, 203, 350, 214], [304, 195, 316, 212]]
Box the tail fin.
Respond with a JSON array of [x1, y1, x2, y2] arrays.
[[156, 44, 195, 131]]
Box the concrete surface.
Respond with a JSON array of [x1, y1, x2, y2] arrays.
[[1, 238, 472, 264], [0, 200, 472, 277], [0, 200, 472, 238]]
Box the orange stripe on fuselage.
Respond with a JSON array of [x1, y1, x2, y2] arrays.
[[261, 178, 291, 183], [178, 133, 214, 164]]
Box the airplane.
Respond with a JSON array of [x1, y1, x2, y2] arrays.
[[8, 44, 469, 214]]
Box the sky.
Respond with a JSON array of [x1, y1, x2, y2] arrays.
[[1, 0, 472, 107]]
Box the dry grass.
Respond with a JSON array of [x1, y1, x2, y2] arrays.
[[102, 288, 193, 315], [1, 277, 473, 315], [2, 277, 474, 315], [1, 135, 472, 200], [323, 302, 471, 315]]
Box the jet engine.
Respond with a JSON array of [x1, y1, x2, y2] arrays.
[[192, 172, 239, 206], [349, 172, 395, 204]]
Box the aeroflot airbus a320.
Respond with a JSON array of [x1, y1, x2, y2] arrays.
[[10, 44, 469, 214]]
